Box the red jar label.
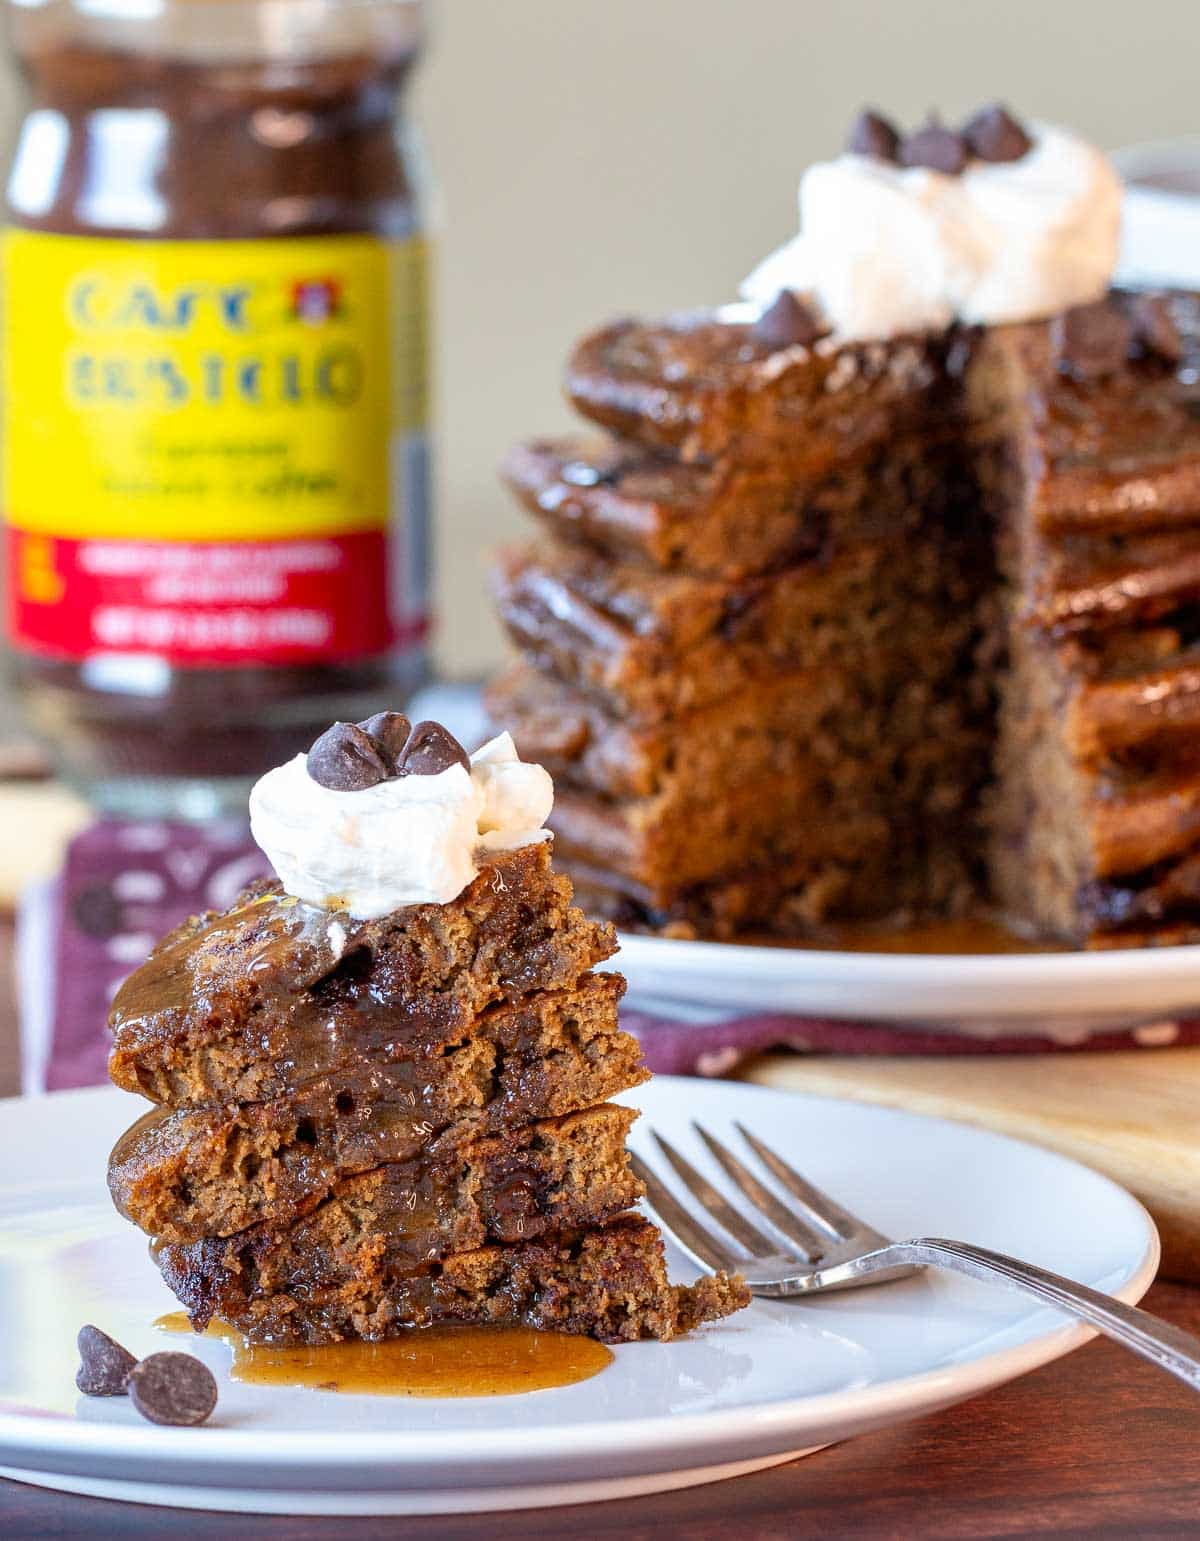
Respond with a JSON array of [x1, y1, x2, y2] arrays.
[[4, 528, 428, 664], [2, 230, 429, 666]]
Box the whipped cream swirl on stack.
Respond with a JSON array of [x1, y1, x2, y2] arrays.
[[741, 105, 1123, 343], [250, 714, 554, 918]]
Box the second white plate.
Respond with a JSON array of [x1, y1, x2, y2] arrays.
[[613, 932, 1200, 1039]]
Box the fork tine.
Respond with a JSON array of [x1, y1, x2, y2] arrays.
[[734, 1122, 862, 1240], [650, 1131, 778, 1257], [692, 1123, 827, 1260], [629, 1153, 743, 1273]]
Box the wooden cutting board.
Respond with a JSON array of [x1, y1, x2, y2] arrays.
[[0, 781, 89, 909], [743, 1049, 1200, 1281]]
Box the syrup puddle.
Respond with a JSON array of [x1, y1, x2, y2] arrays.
[[764, 915, 1065, 955], [155, 1312, 613, 1397]]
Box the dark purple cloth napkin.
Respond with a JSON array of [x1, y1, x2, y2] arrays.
[[620, 1008, 1200, 1076], [22, 820, 1200, 1094], [39, 820, 270, 1092]]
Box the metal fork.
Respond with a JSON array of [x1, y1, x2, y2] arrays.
[[631, 1120, 1200, 1392]]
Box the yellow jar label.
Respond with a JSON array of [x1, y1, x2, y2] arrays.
[[2, 230, 429, 663]]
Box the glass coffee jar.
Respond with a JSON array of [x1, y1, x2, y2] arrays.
[[1, 0, 430, 816]]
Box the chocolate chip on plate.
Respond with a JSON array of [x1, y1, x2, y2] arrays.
[[395, 720, 471, 777], [357, 711, 413, 762], [900, 114, 968, 175], [127, 1352, 218, 1427], [76, 1324, 137, 1397], [306, 721, 392, 791], [846, 108, 901, 162], [962, 103, 1032, 163], [1130, 293, 1184, 365], [752, 290, 823, 351], [1051, 299, 1135, 380]]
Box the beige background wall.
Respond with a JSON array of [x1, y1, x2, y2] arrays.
[[417, 0, 1200, 675]]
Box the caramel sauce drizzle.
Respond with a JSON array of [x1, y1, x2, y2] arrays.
[[813, 915, 1063, 956], [736, 914, 1063, 955], [155, 1313, 612, 1397]]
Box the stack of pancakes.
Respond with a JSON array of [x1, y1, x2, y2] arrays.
[[106, 842, 746, 1342], [490, 292, 1200, 947]]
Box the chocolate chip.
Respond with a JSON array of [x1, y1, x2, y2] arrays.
[[752, 290, 823, 350], [70, 883, 124, 939], [900, 114, 968, 175], [357, 711, 412, 762], [962, 103, 1032, 163], [76, 1325, 137, 1397], [488, 1171, 543, 1242], [127, 1352, 218, 1427], [1130, 293, 1183, 365], [1051, 299, 1135, 380], [306, 721, 391, 791], [846, 109, 901, 162], [394, 720, 470, 778]]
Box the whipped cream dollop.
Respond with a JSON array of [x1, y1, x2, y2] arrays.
[[741, 122, 1123, 342], [249, 731, 554, 918]]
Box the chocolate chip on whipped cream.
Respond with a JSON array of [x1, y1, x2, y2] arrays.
[[899, 113, 968, 174], [846, 109, 900, 163], [752, 289, 824, 350], [306, 721, 393, 791], [962, 103, 1033, 164], [395, 719, 471, 777], [357, 710, 414, 761], [251, 721, 555, 916]]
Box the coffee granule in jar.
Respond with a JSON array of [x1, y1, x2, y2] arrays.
[[1, 0, 430, 816]]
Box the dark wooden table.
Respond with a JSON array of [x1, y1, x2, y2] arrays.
[[1, 913, 1198, 1538]]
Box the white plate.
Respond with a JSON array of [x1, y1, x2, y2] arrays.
[[614, 933, 1200, 1040], [1115, 137, 1200, 288], [0, 1080, 1157, 1515]]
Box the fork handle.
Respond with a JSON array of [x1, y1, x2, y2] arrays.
[[845, 1238, 1200, 1391]]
